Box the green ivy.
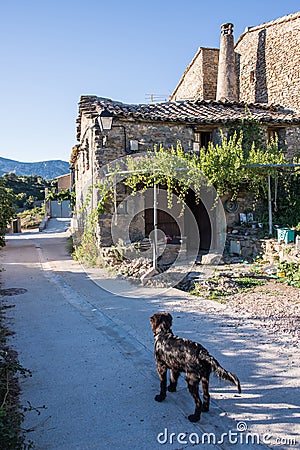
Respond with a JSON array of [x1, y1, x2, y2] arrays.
[[229, 110, 265, 158], [72, 204, 99, 266], [119, 134, 287, 204], [73, 184, 114, 265]]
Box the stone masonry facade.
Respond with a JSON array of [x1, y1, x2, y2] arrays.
[[236, 12, 300, 112], [170, 12, 300, 114], [170, 48, 219, 102]]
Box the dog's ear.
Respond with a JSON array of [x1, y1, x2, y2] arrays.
[[162, 312, 172, 329], [150, 313, 159, 331]]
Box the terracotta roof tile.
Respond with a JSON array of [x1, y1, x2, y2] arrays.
[[77, 95, 300, 140]]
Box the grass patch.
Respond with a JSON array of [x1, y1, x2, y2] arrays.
[[234, 277, 265, 289], [207, 290, 229, 302]]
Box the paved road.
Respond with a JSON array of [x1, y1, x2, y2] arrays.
[[1, 222, 299, 449]]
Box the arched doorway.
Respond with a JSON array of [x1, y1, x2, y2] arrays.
[[185, 189, 212, 253]]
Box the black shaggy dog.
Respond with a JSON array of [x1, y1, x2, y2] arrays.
[[150, 312, 241, 422]]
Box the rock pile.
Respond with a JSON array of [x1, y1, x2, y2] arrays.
[[99, 247, 155, 282]]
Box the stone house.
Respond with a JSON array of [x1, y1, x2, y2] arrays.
[[56, 173, 71, 192], [71, 11, 300, 255], [71, 96, 300, 251], [171, 11, 300, 113]]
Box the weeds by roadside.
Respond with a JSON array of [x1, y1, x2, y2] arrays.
[[17, 207, 45, 230], [276, 261, 300, 288], [65, 236, 75, 255], [0, 303, 33, 449], [190, 271, 266, 302], [71, 231, 99, 267]]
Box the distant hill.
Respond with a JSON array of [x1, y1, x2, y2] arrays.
[[0, 157, 69, 179]]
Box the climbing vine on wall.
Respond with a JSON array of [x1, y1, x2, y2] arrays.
[[115, 133, 288, 203], [79, 132, 289, 220], [228, 110, 265, 157]]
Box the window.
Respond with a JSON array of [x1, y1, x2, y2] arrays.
[[267, 127, 286, 150], [193, 130, 213, 152]]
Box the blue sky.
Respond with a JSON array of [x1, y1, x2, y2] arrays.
[[0, 1, 299, 163]]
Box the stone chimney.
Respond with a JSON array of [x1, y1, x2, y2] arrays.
[[216, 23, 238, 102]]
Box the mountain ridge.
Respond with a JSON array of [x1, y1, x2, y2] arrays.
[[0, 156, 70, 179]]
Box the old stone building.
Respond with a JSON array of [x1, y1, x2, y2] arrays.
[[71, 11, 300, 256], [72, 96, 300, 250], [170, 11, 300, 113], [170, 48, 219, 102], [235, 12, 300, 111]]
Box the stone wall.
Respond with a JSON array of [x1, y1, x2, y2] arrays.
[[235, 12, 300, 112], [263, 239, 300, 264], [225, 233, 265, 260], [74, 117, 196, 244], [202, 49, 220, 100], [94, 119, 195, 168], [285, 126, 300, 159], [223, 191, 265, 227], [170, 48, 219, 101], [170, 12, 300, 113]]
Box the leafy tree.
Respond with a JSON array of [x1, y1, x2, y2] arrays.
[[0, 179, 16, 246], [121, 134, 287, 203], [45, 188, 74, 205], [198, 132, 246, 199], [1, 173, 57, 209]]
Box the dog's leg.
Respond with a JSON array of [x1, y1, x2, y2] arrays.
[[185, 376, 202, 422], [201, 377, 210, 412], [168, 369, 180, 392], [155, 364, 168, 402]]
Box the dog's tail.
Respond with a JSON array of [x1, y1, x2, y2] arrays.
[[210, 357, 241, 393]]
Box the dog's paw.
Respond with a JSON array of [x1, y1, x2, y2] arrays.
[[155, 394, 166, 402], [167, 384, 177, 392], [188, 413, 201, 422], [201, 404, 209, 412]]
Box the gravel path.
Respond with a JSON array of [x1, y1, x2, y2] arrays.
[[224, 281, 300, 349]]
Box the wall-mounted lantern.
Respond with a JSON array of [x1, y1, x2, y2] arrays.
[[97, 108, 114, 131]]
